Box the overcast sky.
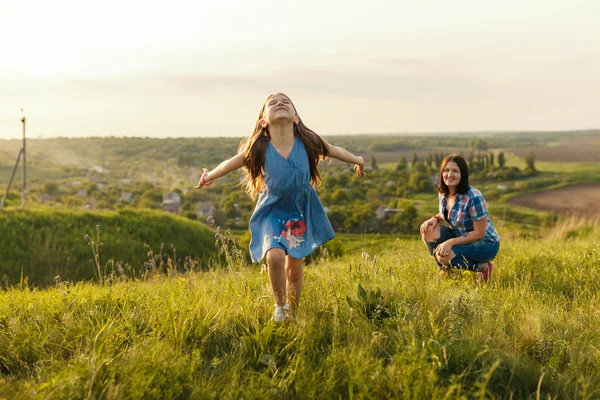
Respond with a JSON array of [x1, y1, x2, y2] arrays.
[[0, 0, 598, 139]]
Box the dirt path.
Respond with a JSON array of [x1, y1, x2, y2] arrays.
[[507, 182, 600, 217]]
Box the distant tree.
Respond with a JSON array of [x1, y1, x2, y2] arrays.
[[397, 202, 418, 233], [140, 188, 162, 204], [43, 182, 59, 196], [469, 139, 476, 153], [412, 152, 419, 166], [408, 163, 432, 193], [326, 208, 347, 232], [524, 151, 537, 172], [336, 173, 349, 188], [331, 188, 350, 204], [344, 203, 375, 232], [489, 152, 495, 167], [383, 200, 419, 233], [498, 152, 506, 168], [366, 188, 382, 204], [396, 156, 408, 171], [426, 153, 433, 167], [395, 184, 407, 198], [470, 138, 488, 151], [211, 209, 228, 228], [139, 181, 154, 191], [183, 211, 197, 220], [86, 183, 98, 194], [370, 154, 378, 170]]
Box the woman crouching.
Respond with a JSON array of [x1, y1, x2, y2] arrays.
[[420, 154, 500, 282]]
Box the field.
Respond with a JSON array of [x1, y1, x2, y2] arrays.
[[1, 221, 599, 399], [509, 139, 600, 163], [508, 183, 600, 219], [2, 132, 600, 398]]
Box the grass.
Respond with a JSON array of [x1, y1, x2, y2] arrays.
[[0, 209, 215, 286], [1, 220, 599, 399], [502, 152, 600, 175]]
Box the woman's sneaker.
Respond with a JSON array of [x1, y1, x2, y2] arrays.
[[480, 262, 493, 283], [273, 304, 290, 322]]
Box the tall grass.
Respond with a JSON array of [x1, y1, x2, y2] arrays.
[[1, 222, 599, 399], [0, 209, 215, 286]]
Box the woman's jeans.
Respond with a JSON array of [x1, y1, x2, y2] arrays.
[[425, 225, 500, 271]]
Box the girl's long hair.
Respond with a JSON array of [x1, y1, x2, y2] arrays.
[[239, 93, 329, 199]]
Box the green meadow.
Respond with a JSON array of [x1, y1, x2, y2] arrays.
[[1, 132, 600, 398], [0, 210, 215, 286], [1, 216, 599, 399]]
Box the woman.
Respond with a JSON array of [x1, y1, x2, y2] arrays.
[[420, 154, 500, 281]]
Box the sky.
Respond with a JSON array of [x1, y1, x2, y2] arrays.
[[0, 0, 599, 139]]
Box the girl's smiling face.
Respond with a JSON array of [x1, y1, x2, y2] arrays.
[[443, 161, 461, 190], [262, 94, 297, 126]]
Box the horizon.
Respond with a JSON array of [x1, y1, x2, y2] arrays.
[[1, 0, 599, 139], [1, 128, 599, 142]]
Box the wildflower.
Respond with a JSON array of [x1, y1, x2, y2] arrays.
[[84, 234, 90, 241]]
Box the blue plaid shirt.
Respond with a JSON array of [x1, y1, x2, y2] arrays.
[[439, 186, 500, 243]]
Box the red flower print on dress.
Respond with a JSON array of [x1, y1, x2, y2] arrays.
[[281, 219, 306, 249]]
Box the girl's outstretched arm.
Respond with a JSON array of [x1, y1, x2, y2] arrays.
[[194, 153, 245, 189], [325, 142, 366, 177]]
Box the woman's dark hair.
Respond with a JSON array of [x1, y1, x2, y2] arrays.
[[437, 154, 469, 195]]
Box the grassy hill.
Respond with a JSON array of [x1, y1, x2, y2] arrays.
[[0, 220, 598, 398], [0, 209, 216, 286]]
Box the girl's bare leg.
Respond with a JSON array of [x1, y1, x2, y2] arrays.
[[266, 248, 287, 306], [285, 256, 303, 313]]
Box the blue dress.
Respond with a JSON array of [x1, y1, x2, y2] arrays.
[[249, 137, 335, 262]]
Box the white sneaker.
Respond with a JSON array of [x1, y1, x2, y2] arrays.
[[273, 304, 289, 322]]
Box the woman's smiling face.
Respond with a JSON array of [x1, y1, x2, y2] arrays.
[[443, 161, 461, 190]]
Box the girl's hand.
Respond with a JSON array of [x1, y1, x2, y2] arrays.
[[194, 168, 213, 189], [435, 241, 453, 258], [354, 156, 366, 177], [420, 217, 438, 235]]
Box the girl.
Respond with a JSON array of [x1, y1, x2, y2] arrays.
[[420, 154, 500, 282], [194, 93, 366, 321]]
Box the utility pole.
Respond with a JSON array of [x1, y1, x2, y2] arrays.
[[21, 109, 27, 207], [0, 110, 27, 209]]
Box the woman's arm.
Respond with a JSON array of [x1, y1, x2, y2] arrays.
[[324, 142, 366, 177], [420, 213, 443, 234], [443, 218, 487, 246], [194, 153, 245, 189]]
